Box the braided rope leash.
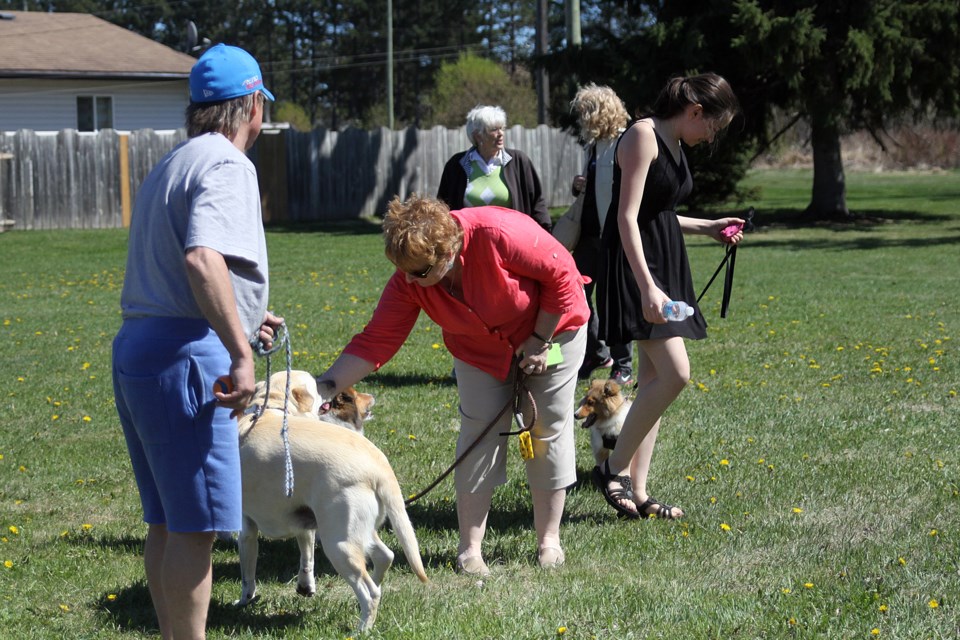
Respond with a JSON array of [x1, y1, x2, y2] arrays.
[[252, 322, 295, 497]]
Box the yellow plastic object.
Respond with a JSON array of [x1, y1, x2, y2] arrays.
[[518, 430, 534, 460]]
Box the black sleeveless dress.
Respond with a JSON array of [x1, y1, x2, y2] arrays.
[[597, 122, 708, 343]]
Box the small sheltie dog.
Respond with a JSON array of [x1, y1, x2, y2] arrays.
[[574, 379, 631, 467]]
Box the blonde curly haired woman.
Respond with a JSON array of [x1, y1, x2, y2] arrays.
[[569, 83, 635, 386]]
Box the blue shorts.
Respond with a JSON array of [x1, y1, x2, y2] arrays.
[[112, 317, 241, 533]]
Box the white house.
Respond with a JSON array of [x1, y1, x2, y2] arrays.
[[0, 10, 196, 132]]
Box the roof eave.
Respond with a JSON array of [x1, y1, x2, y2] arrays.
[[0, 71, 190, 80]]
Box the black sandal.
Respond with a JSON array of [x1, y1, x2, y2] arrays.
[[635, 496, 682, 520], [591, 460, 640, 519]]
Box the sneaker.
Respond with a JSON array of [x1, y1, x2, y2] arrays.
[[578, 355, 614, 379], [611, 369, 633, 387]]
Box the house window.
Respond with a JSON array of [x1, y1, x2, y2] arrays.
[[77, 96, 114, 131]]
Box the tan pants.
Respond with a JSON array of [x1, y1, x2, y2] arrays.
[[453, 324, 587, 493]]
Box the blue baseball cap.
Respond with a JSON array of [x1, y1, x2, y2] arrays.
[[189, 44, 275, 103]]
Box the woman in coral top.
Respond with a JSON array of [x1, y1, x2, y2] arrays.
[[317, 194, 588, 575]]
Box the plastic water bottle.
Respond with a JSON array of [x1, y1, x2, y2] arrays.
[[662, 300, 694, 321]]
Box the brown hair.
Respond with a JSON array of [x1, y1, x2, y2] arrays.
[[383, 194, 464, 272], [570, 83, 629, 144], [650, 73, 740, 126], [185, 91, 263, 138]]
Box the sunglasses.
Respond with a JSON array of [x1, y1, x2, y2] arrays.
[[406, 263, 435, 279]]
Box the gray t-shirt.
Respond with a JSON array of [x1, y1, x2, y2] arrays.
[[120, 133, 269, 341]]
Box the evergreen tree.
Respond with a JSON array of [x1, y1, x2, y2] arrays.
[[552, 0, 960, 216]]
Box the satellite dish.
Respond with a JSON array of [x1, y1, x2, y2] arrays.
[[186, 21, 198, 52]]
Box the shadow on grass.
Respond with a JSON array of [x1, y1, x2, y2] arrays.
[[90, 467, 609, 634], [750, 206, 954, 227], [368, 370, 458, 389], [265, 218, 383, 236], [705, 207, 960, 252], [95, 579, 309, 635]]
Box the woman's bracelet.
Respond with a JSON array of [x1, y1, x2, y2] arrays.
[[531, 331, 553, 346]]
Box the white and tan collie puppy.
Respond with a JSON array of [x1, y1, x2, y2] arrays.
[[574, 379, 631, 467]]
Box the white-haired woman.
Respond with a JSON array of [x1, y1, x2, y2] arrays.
[[437, 105, 551, 230]]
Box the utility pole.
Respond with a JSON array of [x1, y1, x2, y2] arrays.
[[535, 0, 549, 125], [387, 0, 394, 129], [565, 0, 581, 48]]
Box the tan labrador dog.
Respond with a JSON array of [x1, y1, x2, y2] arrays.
[[236, 370, 428, 633]]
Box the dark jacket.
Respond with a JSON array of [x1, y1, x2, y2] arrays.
[[436, 147, 552, 231]]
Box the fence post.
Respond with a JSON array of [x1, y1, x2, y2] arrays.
[[0, 151, 12, 232], [119, 133, 131, 228]]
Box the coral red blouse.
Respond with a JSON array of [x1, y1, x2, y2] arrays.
[[343, 206, 589, 381]]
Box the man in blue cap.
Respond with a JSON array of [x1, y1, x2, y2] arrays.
[[112, 44, 281, 639]]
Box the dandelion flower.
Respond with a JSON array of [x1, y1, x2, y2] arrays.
[[557, 627, 567, 636], [3, 560, 12, 569], [793, 507, 803, 514], [720, 459, 729, 466], [781, 588, 791, 594], [787, 617, 796, 625], [804, 582, 814, 589], [878, 604, 888, 613], [871, 629, 880, 636], [59, 604, 70, 612], [107, 594, 117, 602], [81, 524, 92, 531], [407, 434, 416, 441], [929, 529, 938, 536], [898, 557, 906, 566], [929, 599, 939, 609], [720, 523, 731, 531], [8, 526, 18, 535]]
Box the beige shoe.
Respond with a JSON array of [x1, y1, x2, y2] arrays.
[[455, 555, 491, 577], [538, 546, 565, 569]]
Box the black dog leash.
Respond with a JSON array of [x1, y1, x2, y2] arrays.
[[404, 368, 534, 506], [697, 207, 754, 318]]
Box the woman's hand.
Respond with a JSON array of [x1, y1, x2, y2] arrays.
[[707, 217, 745, 245], [641, 284, 672, 325], [571, 174, 586, 195], [517, 336, 551, 375]]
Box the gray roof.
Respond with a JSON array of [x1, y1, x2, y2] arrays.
[[0, 10, 195, 79]]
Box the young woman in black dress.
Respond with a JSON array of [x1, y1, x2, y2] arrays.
[[596, 73, 745, 519]]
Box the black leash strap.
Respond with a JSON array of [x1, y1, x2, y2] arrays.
[[696, 207, 753, 318], [404, 369, 532, 506]]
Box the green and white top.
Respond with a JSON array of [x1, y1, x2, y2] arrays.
[[463, 148, 512, 208]]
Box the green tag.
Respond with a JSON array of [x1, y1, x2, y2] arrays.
[[546, 341, 563, 367]]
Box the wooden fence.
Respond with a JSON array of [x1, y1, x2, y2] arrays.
[[0, 125, 582, 231]]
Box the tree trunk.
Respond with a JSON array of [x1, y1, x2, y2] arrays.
[[807, 115, 849, 219]]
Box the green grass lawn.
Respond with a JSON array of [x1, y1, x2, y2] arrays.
[[1, 169, 958, 639]]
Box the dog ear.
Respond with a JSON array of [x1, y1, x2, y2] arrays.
[[603, 380, 621, 397], [290, 387, 314, 414]]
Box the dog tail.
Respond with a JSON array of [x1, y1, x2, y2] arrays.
[[380, 476, 429, 583]]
